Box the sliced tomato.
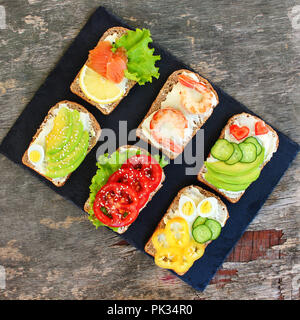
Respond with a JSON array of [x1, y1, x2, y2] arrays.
[[87, 41, 113, 77], [93, 182, 139, 228], [107, 168, 150, 208], [229, 124, 250, 141], [121, 155, 163, 190], [255, 120, 269, 135], [149, 108, 187, 154]]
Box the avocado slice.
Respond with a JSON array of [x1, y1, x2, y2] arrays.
[[204, 171, 251, 192], [47, 110, 84, 162], [45, 131, 89, 178], [205, 147, 265, 176], [206, 166, 261, 185], [46, 107, 73, 155]]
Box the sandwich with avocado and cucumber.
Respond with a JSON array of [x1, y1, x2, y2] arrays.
[[144, 185, 229, 275], [85, 145, 168, 234], [198, 113, 279, 203], [71, 27, 161, 115], [22, 100, 101, 187]]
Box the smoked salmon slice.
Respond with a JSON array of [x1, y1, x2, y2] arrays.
[[87, 41, 127, 83]]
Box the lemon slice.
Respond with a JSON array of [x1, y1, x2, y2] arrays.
[[79, 65, 125, 104]]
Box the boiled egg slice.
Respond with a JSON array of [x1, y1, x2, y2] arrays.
[[197, 197, 218, 218], [28, 144, 44, 166], [178, 195, 197, 225]]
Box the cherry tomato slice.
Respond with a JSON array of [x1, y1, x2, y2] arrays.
[[93, 182, 139, 228], [107, 168, 150, 208], [121, 155, 162, 190]]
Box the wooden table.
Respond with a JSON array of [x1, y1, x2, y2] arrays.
[[0, 0, 299, 300]]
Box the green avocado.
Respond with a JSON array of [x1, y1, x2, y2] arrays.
[[204, 171, 251, 192], [206, 166, 261, 185], [47, 110, 84, 162], [46, 107, 73, 155], [205, 147, 265, 176], [45, 130, 89, 178]]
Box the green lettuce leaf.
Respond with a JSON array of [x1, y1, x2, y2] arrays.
[[113, 28, 161, 85], [88, 149, 167, 231]]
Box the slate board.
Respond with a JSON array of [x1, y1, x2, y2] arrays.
[[0, 6, 299, 291]]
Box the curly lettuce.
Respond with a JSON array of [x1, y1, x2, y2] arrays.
[[112, 28, 161, 85]]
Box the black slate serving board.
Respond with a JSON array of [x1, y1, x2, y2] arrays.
[[0, 6, 299, 291]]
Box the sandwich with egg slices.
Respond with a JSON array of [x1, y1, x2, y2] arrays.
[[145, 185, 228, 275], [22, 100, 101, 187], [198, 113, 279, 203], [136, 69, 219, 159], [71, 27, 161, 115]]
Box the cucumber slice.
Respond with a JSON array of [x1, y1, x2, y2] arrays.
[[225, 143, 243, 165], [244, 137, 262, 156], [205, 219, 222, 240], [192, 225, 212, 244], [211, 139, 234, 161], [239, 142, 257, 163], [192, 216, 207, 229]]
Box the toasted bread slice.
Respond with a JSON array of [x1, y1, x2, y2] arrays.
[[136, 69, 219, 159], [144, 185, 229, 276], [197, 113, 279, 203], [70, 27, 136, 115], [22, 100, 101, 187], [84, 145, 166, 234]]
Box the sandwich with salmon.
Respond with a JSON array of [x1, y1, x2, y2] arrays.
[[136, 69, 219, 159], [71, 27, 161, 115], [85, 145, 168, 234]]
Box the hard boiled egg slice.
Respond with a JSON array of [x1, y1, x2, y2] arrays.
[[28, 144, 44, 166], [197, 197, 218, 219], [178, 195, 197, 225]]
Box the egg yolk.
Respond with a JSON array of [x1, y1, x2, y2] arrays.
[[181, 201, 194, 216], [200, 200, 212, 214], [29, 150, 41, 163]]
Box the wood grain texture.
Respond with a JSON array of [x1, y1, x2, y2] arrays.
[[0, 0, 299, 300]]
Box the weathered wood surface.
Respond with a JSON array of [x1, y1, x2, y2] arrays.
[[0, 0, 299, 300]]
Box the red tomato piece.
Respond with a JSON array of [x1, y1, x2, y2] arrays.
[[229, 124, 250, 141], [107, 168, 150, 208], [121, 155, 163, 191], [255, 120, 269, 135], [93, 182, 139, 228]]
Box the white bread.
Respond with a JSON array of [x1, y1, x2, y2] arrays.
[[22, 100, 101, 187]]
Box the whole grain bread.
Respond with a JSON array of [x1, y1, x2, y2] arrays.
[[22, 100, 101, 187], [197, 112, 279, 203], [136, 69, 219, 159], [144, 185, 229, 276], [70, 27, 136, 115], [84, 145, 166, 234]]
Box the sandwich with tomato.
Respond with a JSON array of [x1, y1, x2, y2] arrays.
[[145, 185, 229, 275], [85, 145, 168, 234], [71, 27, 160, 115]]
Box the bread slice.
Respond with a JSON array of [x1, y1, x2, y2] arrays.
[[144, 185, 229, 276], [22, 100, 101, 187], [84, 145, 166, 234], [197, 113, 279, 203], [70, 27, 136, 115], [136, 69, 219, 159]]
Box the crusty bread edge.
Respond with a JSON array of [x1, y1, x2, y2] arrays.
[[197, 112, 279, 203], [70, 26, 136, 115], [136, 69, 219, 160], [84, 145, 166, 234], [144, 185, 229, 276], [22, 100, 101, 187]]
